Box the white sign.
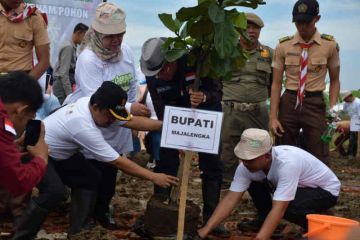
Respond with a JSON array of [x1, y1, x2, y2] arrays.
[[350, 116, 360, 132], [25, 0, 103, 66], [161, 106, 223, 154]]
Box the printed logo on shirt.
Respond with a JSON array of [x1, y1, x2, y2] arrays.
[[4, 118, 16, 136], [156, 85, 172, 94], [112, 73, 133, 92]]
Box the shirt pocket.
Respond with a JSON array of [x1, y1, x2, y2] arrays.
[[256, 61, 272, 85], [309, 57, 327, 74], [285, 56, 300, 76], [13, 30, 33, 50]]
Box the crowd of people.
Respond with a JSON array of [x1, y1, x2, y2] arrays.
[[0, 0, 358, 239]]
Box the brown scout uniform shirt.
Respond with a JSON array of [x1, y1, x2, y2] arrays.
[[0, 3, 49, 72], [272, 30, 340, 92], [223, 43, 273, 103]]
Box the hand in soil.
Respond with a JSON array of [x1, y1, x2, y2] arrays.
[[151, 173, 179, 187]]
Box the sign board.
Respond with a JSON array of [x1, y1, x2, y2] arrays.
[[161, 106, 223, 154], [25, 0, 103, 66], [350, 116, 360, 132]]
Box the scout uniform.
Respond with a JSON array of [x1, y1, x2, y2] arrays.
[[272, 31, 340, 164], [221, 13, 273, 180], [0, 2, 49, 73]]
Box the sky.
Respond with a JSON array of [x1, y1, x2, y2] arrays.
[[109, 0, 360, 91]]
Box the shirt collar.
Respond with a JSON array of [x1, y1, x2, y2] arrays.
[[292, 29, 322, 46]]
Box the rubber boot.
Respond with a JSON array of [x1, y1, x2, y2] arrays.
[[202, 179, 230, 238], [67, 189, 97, 236], [12, 200, 49, 240]]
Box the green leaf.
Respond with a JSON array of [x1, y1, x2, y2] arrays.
[[223, 0, 266, 9], [229, 11, 247, 29], [158, 13, 178, 32], [208, 3, 225, 23], [214, 17, 238, 58], [161, 37, 176, 52], [188, 18, 213, 39], [164, 48, 188, 62], [176, 6, 206, 21]]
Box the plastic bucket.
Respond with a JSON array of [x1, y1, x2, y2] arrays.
[[304, 214, 359, 240]]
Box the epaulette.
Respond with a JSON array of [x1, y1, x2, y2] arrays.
[[279, 36, 293, 43], [321, 34, 334, 41]]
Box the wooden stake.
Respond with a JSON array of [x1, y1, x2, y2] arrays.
[[357, 132, 360, 158], [176, 151, 193, 240]]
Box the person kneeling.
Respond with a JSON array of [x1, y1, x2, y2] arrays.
[[197, 128, 340, 240]]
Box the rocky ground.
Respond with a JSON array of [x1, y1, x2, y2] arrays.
[[1, 151, 359, 240]]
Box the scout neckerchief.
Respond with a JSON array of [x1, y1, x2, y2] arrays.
[[295, 42, 313, 109], [0, 3, 37, 23]]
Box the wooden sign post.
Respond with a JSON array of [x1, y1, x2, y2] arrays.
[[161, 106, 223, 239]]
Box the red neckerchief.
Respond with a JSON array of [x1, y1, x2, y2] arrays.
[[0, 3, 37, 23]]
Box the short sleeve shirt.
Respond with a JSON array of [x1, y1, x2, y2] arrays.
[[64, 43, 137, 155], [272, 30, 340, 92], [44, 97, 120, 162], [230, 145, 341, 201], [0, 4, 49, 72]]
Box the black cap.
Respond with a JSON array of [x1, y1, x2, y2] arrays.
[[292, 0, 319, 23], [92, 81, 131, 121]]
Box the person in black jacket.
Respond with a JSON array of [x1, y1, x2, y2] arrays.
[[140, 37, 229, 237]]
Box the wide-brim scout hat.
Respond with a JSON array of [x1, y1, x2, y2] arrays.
[[140, 37, 166, 77], [92, 2, 126, 35], [245, 13, 264, 28], [234, 128, 272, 160], [93, 81, 131, 121], [292, 0, 319, 23]]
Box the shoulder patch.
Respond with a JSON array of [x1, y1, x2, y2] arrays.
[[321, 34, 334, 41], [279, 36, 293, 43]]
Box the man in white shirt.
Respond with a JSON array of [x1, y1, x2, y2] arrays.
[[13, 81, 178, 239], [343, 91, 360, 158], [197, 128, 340, 240]]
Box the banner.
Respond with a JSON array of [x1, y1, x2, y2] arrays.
[[24, 0, 103, 66]]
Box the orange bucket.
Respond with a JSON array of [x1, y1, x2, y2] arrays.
[[304, 214, 359, 240]]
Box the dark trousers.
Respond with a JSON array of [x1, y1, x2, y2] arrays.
[[89, 160, 118, 216], [53, 153, 101, 191], [348, 132, 358, 157], [248, 181, 338, 230], [277, 91, 329, 164]]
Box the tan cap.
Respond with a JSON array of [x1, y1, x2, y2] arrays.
[[245, 13, 264, 28], [342, 91, 352, 101], [92, 2, 126, 35], [234, 128, 272, 160]]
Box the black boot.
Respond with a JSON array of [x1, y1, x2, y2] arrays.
[[12, 200, 49, 240], [202, 179, 230, 238], [68, 189, 97, 236]]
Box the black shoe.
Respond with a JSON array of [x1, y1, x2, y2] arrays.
[[211, 224, 231, 238], [237, 218, 263, 232], [95, 212, 120, 230]]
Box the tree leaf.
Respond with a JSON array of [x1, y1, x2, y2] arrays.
[[214, 17, 238, 58], [188, 18, 213, 39], [164, 48, 188, 62], [229, 11, 247, 29], [158, 13, 178, 32], [208, 2, 225, 23], [176, 6, 206, 21], [223, 0, 266, 8]]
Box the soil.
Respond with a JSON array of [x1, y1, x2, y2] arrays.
[[0, 151, 359, 240]]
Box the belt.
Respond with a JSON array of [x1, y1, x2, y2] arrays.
[[222, 100, 264, 112], [285, 89, 323, 98]]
